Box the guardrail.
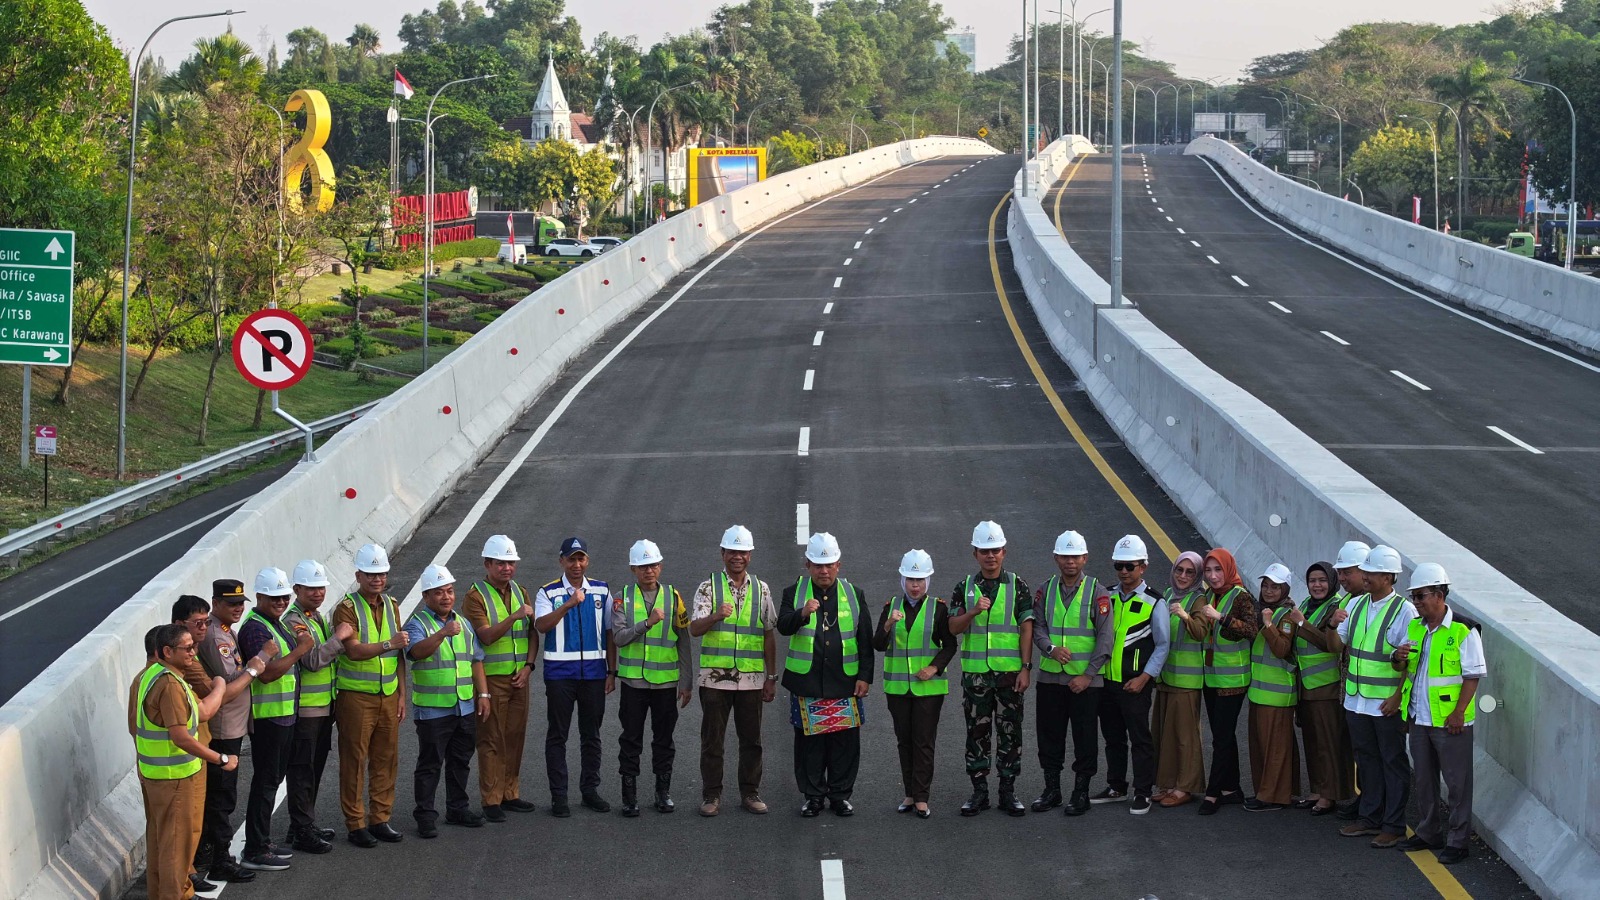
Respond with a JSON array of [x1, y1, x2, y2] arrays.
[[0, 400, 380, 568]]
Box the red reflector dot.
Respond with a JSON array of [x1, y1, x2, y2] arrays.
[[509, 347, 519, 355], [557, 308, 565, 314], [344, 488, 357, 499], [442, 405, 452, 415]]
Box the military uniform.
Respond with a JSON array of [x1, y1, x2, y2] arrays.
[[951, 570, 1033, 813]]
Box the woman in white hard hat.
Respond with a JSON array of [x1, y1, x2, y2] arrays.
[[1152, 551, 1206, 808], [1244, 564, 1299, 811], [1284, 561, 1353, 815], [872, 550, 957, 818]]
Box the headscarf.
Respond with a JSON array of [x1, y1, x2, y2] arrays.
[[1304, 561, 1337, 603], [1202, 548, 1243, 594], [1170, 551, 1204, 594]]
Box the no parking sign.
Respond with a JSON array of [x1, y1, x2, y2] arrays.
[[232, 309, 314, 391]]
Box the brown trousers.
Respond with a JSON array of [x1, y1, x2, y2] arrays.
[[1153, 687, 1206, 793], [1299, 697, 1355, 801], [1248, 702, 1302, 805], [886, 693, 944, 803], [141, 772, 203, 900], [699, 686, 763, 800], [477, 673, 530, 804], [336, 689, 400, 829]]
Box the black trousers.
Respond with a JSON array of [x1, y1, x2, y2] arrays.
[[793, 726, 861, 802], [1203, 687, 1246, 796], [244, 721, 293, 856], [1036, 682, 1102, 781], [886, 693, 944, 802], [617, 684, 679, 778], [414, 712, 477, 824], [546, 679, 605, 797], [1099, 679, 1155, 795], [199, 736, 243, 863], [286, 715, 333, 833], [1348, 710, 1411, 835]]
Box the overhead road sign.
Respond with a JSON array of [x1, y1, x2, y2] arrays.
[[232, 308, 314, 391], [0, 227, 74, 366]]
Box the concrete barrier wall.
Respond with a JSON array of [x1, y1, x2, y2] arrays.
[[1, 136, 999, 900], [1011, 138, 1600, 898], [1186, 136, 1600, 357]]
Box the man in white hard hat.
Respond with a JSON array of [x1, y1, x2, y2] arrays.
[[778, 533, 875, 817], [1093, 535, 1169, 816], [1030, 530, 1113, 816], [1335, 544, 1416, 848], [463, 535, 538, 821], [606, 539, 691, 816], [406, 564, 490, 838], [1386, 563, 1483, 865], [689, 525, 778, 816], [334, 543, 410, 848], [949, 520, 1035, 817], [282, 559, 354, 855], [532, 536, 613, 817], [237, 567, 316, 871]]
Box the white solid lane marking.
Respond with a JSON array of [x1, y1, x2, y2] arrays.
[[796, 503, 811, 545], [823, 302, 834, 314], [1488, 425, 1544, 454], [1391, 370, 1432, 391], [1231, 275, 1249, 287], [821, 860, 847, 900], [1270, 301, 1293, 314], [843, 258, 852, 266], [833, 276, 843, 288], [1322, 331, 1350, 346], [854, 241, 862, 249], [1207, 256, 1220, 264], [814, 330, 825, 346], [1190, 240, 1202, 247], [803, 369, 815, 391], [798, 427, 811, 456]]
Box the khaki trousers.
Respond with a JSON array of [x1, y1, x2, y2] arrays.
[[336, 689, 400, 829], [141, 771, 203, 900], [477, 673, 530, 804]]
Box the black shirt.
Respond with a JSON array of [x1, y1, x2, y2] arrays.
[[777, 578, 875, 699], [872, 596, 958, 675]]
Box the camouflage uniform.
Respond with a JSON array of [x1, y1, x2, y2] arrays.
[[951, 574, 1033, 780]]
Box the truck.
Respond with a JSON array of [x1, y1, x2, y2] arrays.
[[478, 212, 567, 262], [1504, 219, 1600, 270]]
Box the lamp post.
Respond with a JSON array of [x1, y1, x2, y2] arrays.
[[1399, 113, 1441, 230], [909, 103, 927, 138], [422, 73, 497, 372], [744, 95, 787, 146], [887, 118, 908, 142], [1297, 92, 1344, 192], [1514, 76, 1578, 270], [643, 81, 700, 226], [621, 104, 646, 227], [1073, 9, 1110, 137], [847, 103, 880, 154], [258, 102, 285, 308], [1123, 78, 1139, 147], [1347, 177, 1365, 206], [117, 9, 241, 480], [1152, 81, 1177, 144], [791, 122, 824, 160], [1087, 56, 1110, 146], [1110, 0, 1123, 314], [1412, 97, 1464, 227], [1021, 0, 1030, 163], [1177, 82, 1197, 141]]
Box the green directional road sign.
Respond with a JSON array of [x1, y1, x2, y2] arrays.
[[0, 227, 74, 367]]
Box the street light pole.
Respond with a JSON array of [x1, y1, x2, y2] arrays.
[[643, 81, 699, 225], [1412, 97, 1464, 227], [744, 96, 787, 146], [422, 73, 497, 373], [1297, 92, 1344, 192], [1515, 76, 1579, 270], [847, 103, 880, 154], [791, 122, 824, 160], [887, 118, 908, 142], [1347, 177, 1365, 206], [1401, 114, 1441, 229], [1110, 0, 1123, 313], [259, 103, 285, 308], [1021, 0, 1030, 163]]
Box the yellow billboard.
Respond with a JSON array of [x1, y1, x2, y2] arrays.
[[687, 147, 768, 208]]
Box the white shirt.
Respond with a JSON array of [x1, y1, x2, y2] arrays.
[[1336, 592, 1417, 716], [1393, 607, 1485, 727]]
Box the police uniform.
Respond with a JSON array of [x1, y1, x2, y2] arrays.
[[1096, 578, 1169, 805], [281, 598, 343, 847], [237, 576, 302, 865], [195, 580, 251, 878], [1031, 573, 1113, 811]]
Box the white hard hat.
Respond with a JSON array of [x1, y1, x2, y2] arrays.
[[629, 539, 664, 566], [1334, 540, 1371, 569], [353, 543, 391, 574], [1407, 562, 1450, 593], [482, 534, 520, 561], [899, 549, 934, 579], [292, 559, 330, 588], [1111, 534, 1149, 562], [720, 525, 755, 551], [253, 566, 293, 598], [805, 532, 842, 565], [1360, 544, 1403, 574], [1054, 530, 1088, 555], [419, 564, 455, 593], [1261, 563, 1293, 585], [971, 520, 1007, 549]]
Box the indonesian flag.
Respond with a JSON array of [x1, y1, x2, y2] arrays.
[[394, 69, 414, 100], [506, 213, 515, 246]]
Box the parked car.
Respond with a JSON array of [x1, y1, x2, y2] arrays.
[[542, 238, 602, 258], [588, 236, 625, 251]]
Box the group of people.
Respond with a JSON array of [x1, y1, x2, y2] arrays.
[[129, 521, 1484, 899]]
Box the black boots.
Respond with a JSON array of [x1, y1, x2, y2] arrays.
[[1031, 773, 1063, 812], [621, 776, 640, 817], [960, 776, 990, 816], [654, 773, 675, 813], [1064, 775, 1091, 817], [998, 777, 1026, 816]]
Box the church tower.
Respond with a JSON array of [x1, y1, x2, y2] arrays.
[[531, 49, 570, 142]]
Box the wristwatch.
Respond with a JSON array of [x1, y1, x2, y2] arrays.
[[244, 666, 260, 678], [765, 673, 779, 681], [1023, 663, 1034, 671], [380, 639, 392, 651], [217, 753, 230, 766]]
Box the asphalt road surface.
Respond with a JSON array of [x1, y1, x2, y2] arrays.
[[1052, 145, 1600, 634], [113, 154, 1530, 899]]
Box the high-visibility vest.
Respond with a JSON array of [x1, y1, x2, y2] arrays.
[[1203, 587, 1251, 689], [959, 574, 1021, 674], [134, 663, 203, 780], [475, 580, 530, 676], [1343, 592, 1406, 701], [1400, 617, 1476, 726], [295, 609, 335, 709], [409, 607, 475, 708], [882, 595, 948, 696], [1293, 594, 1343, 692], [786, 578, 860, 676], [700, 573, 766, 672], [616, 584, 681, 685], [1038, 576, 1099, 676], [1105, 586, 1156, 683], [335, 593, 400, 696], [1162, 588, 1205, 689], [1248, 606, 1298, 707], [241, 609, 298, 719]]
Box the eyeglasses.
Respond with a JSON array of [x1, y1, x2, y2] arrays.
[[976, 548, 1004, 556], [172, 643, 197, 654], [1173, 565, 1197, 575], [1409, 590, 1437, 601], [1113, 562, 1142, 572]]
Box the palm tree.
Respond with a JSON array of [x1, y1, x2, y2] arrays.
[[1427, 59, 1504, 225], [162, 31, 264, 94], [346, 23, 381, 81]]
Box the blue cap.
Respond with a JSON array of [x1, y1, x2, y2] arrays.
[[559, 536, 588, 557]]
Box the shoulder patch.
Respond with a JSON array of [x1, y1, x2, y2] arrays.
[[1096, 597, 1111, 616]]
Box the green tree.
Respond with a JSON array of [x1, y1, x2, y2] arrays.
[[767, 129, 818, 172], [1351, 125, 1436, 214], [162, 30, 265, 94], [1426, 59, 1506, 220]]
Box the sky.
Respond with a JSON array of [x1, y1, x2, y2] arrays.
[[85, 0, 1499, 85]]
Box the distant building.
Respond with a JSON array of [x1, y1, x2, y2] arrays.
[[938, 28, 977, 74]]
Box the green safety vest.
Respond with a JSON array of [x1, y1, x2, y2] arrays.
[[409, 607, 475, 707], [335, 593, 400, 695], [1105, 586, 1156, 684], [882, 595, 948, 696], [295, 609, 335, 709], [616, 584, 681, 685], [1343, 592, 1406, 701], [959, 574, 1022, 673], [1400, 618, 1477, 726], [1248, 606, 1298, 707], [700, 573, 766, 672], [241, 609, 298, 719], [1161, 588, 1205, 689], [1038, 576, 1099, 676], [1293, 594, 1343, 692], [786, 578, 860, 676], [1204, 587, 1251, 689], [134, 663, 203, 780], [475, 580, 530, 676]]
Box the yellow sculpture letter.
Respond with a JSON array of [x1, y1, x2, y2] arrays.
[[284, 89, 335, 214]]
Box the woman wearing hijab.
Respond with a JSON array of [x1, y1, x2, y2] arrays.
[[1195, 548, 1256, 815], [1151, 551, 1207, 808], [873, 550, 957, 818], [1285, 561, 1354, 814], [1246, 564, 1300, 811]]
